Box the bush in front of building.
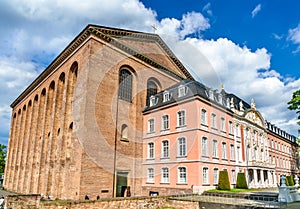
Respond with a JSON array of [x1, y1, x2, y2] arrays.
[[218, 170, 230, 190], [236, 172, 248, 189], [286, 176, 295, 186]]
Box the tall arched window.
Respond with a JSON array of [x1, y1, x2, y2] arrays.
[[146, 81, 158, 106], [118, 69, 132, 102]]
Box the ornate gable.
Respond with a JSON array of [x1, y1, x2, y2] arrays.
[[245, 109, 265, 128]]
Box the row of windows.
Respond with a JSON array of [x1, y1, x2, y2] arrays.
[[148, 110, 186, 133], [149, 85, 189, 107], [148, 137, 187, 159], [147, 167, 236, 185], [147, 137, 241, 162], [147, 109, 239, 135]]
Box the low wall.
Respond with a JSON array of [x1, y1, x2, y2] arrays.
[[6, 194, 199, 209], [6, 194, 40, 209]]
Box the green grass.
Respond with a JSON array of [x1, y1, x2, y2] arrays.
[[205, 188, 259, 193]]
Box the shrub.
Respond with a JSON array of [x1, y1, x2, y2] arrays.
[[286, 176, 295, 186], [218, 170, 230, 190], [236, 172, 248, 189]]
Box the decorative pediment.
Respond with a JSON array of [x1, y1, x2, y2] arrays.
[[245, 110, 265, 127]]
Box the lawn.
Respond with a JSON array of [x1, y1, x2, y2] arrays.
[[205, 188, 260, 193]]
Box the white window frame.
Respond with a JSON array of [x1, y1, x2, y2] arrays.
[[161, 167, 169, 183], [162, 140, 169, 158], [161, 115, 169, 130], [147, 168, 154, 183], [163, 91, 170, 102], [211, 113, 217, 129], [212, 139, 218, 158], [148, 119, 155, 133], [230, 144, 235, 160], [228, 121, 233, 134], [178, 85, 187, 97], [177, 110, 186, 127], [203, 167, 209, 184], [148, 142, 154, 159], [201, 109, 207, 125], [177, 137, 187, 157], [222, 142, 227, 159], [178, 167, 187, 184], [220, 117, 225, 132], [202, 137, 208, 156], [213, 168, 219, 184]]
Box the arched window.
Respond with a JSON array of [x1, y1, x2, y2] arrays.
[[121, 124, 129, 141], [146, 81, 158, 106], [118, 69, 132, 102]]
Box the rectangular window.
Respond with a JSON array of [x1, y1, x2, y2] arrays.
[[162, 115, 169, 130], [177, 110, 186, 127], [220, 117, 225, 132], [178, 85, 187, 97], [178, 167, 187, 183], [212, 140, 218, 158], [147, 168, 154, 183], [203, 167, 209, 184], [228, 121, 233, 134], [213, 168, 219, 184], [148, 119, 155, 133], [148, 142, 154, 159], [230, 144, 235, 160], [237, 146, 241, 162], [163, 91, 170, 102], [161, 167, 169, 183], [222, 142, 227, 159], [235, 124, 240, 137], [178, 137, 186, 157], [211, 113, 217, 129], [202, 137, 208, 156], [162, 140, 169, 158], [201, 109, 207, 125], [231, 170, 236, 184]]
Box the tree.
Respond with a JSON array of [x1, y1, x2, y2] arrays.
[[236, 172, 248, 189], [0, 144, 7, 174], [288, 89, 300, 131], [218, 170, 230, 190]]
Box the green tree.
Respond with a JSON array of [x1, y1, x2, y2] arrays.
[[236, 172, 248, 189], [0, 144, 7, 174], [218, 170, 230, 190], [288, 89, 300, 131]]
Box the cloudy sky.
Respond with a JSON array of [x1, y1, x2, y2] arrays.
[[1, 0, 300, 145]]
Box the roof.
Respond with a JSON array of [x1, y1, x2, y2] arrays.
[[11, 24, 194, 108], [143, 79, 234, 112]]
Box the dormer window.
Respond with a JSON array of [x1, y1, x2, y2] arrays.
[[178, 85, 187, 97], [149, 95, 157, 107], [209, 89, 214, 100], [163, 91, 171, 102]]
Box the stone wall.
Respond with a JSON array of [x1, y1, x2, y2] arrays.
[[5, 194, 199, 209]]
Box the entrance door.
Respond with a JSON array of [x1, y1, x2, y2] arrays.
[[116, 172, 128, 197]]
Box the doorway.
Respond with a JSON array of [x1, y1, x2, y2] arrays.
[[116, 172, 128, 197]]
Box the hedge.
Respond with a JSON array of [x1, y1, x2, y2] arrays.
[[236, 172, 248, 189], [218, 170, 230, 190]]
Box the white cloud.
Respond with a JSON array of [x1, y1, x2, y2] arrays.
[[251, 4, 262, 18], [158, 12, 210, 39], [0, 0, 299, 146], [203, 3, 213, 16], [288, 24, 300, 53]]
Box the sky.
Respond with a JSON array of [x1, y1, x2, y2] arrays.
[[1, 0, 300, 145]]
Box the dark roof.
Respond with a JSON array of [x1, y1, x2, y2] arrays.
[[143, 79, 234, 112], [265, 121, 297, 144]]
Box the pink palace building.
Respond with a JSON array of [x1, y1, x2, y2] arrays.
[[142, 79, 299, 195]]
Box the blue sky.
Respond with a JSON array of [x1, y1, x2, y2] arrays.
[[0, 0, 300, 145]]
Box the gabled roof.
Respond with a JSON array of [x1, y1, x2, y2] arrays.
[[11, 24, 194, 107]]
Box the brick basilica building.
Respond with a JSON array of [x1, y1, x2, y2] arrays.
[[4, 25, 299, 200]]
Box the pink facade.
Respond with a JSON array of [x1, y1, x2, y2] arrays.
[[142, 80, 299, 195]]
